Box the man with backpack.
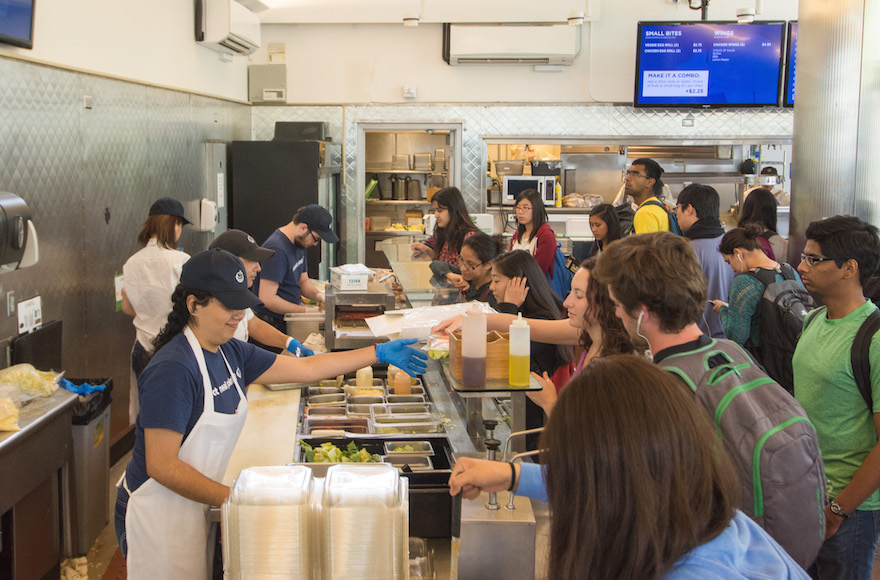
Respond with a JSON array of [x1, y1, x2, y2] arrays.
[[624, 157, 681, 235], [593, 232, 825, 570], [793, 215, 880, 580]]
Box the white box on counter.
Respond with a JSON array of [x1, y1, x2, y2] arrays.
[[329, 266, 372, 291]]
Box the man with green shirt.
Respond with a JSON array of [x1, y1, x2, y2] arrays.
[[794, 215, 880, 580]]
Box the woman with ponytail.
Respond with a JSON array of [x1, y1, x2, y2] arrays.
[[116, 249, 427, 579]]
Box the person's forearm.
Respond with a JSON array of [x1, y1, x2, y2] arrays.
[[121, 290, 136, 317], [300, 278, 321, 302], [256, 346, 380, 385], [261, 292, 306, 314], [833, 441, 880, 513], [147, 455, 230, 506], [486, 313, 579, 345], [248, 317, 290, 350]]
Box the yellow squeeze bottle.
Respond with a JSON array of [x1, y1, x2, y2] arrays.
[[508, 313, 531, 387]]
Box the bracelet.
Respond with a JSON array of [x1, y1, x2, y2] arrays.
[[507, 461, 517, 492]]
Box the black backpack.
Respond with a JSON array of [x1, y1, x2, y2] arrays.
[[745, 264, 815, 394], [614, 203, 635, 236]]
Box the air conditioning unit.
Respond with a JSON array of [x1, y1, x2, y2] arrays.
[[196, 0, 261, 56], [443, 24, 580, 66]]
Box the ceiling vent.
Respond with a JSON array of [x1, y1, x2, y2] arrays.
[[443, 23, 580, 66], [196, 0, 261, 56]]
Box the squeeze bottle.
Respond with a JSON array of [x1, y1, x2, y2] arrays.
[[461, 303, 487, 388], [508, 313, 531, 387], [554, 180, 563, 208], [393, 370, 412, 395], [356, 366, 373, 387]]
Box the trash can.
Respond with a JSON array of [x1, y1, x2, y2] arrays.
[[68, 378, 113, 556]]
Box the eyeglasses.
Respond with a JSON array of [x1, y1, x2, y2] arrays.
[[625, 170, 650, 179], [800, 253, 834, 267], [674, 203, 688, 213], [514, 205, 533, 212], [458, 256, 484, 270], [308, 229, 321, 243]]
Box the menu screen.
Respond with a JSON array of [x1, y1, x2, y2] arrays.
[[0, 0, 35, 49], [635, 21, 785, 108], [784, 22, 797, 107]]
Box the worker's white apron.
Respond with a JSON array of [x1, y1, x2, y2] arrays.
[[124, 327, 247, 579]]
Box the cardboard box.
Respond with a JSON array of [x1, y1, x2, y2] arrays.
[[330, 267, 370, 291], [449, 330, 509, 381]]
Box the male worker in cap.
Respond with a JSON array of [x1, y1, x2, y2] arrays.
[[624, 157, 675, 234], [252, 204, 339, 335], [746, 166, 791, 206], [210, 229, 314, 357]]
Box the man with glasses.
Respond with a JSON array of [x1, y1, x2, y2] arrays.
[[252, 204, 339, 346], [793, 215, 880, 580], [624, 157, 675, 234]]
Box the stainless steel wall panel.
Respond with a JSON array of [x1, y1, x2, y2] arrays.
[[855, 0, 880, 225]]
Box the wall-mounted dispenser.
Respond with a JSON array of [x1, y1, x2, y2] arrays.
[[0, 193, 38, 273], [187, 198, 219, 233]]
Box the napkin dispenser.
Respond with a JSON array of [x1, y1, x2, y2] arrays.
[[0, 192, 38, 273]]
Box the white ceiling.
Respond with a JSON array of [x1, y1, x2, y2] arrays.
[[247, 0, 594, 24]]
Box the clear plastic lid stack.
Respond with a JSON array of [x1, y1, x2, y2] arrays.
[[321, 463, 409, 579], [223, 465, 314, 579]]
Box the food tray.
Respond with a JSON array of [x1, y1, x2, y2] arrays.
[[382, 454, 434, 471], [308, 386, 344, 396], [302, 416, 370, 435], [371, 402, 435, 418], [373, 414, 442, 434], [343, 378, 385, 389], [387, 384, 425, 396], [343, 385, 386, 399], [307, 393, 346, 406], [386, 394, 426, 404], [385, 440, 434, 456], [348, 395, 384, 405], [346, 403, 375, 417], [304, 406, 347, 417], [264, 382, 313, 391]]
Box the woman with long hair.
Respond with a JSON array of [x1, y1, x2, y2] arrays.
[[589, 203, 623, 256], [739, 188, 786, 260], [115, 249, 426, 579], [431, 232, 503, 306], [411, 186, 479, 267], [449, 356, 807, 579], [509, 189, 557, 278], [122, 197, 191, 423]]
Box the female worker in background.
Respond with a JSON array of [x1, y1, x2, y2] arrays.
[[116, 248, 427, 579], [738, 187, 787, 261], [509, 189, 557, 278], [588, 203, 623, 256], [122, 197, 191, 423], [411, 186, 480, 268], [449, 356, 807, 579], [430, 232, 503, 307]]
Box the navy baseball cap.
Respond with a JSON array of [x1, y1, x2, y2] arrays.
[[210, 229, 275, 263], [149, 197, 191, 225], [296, 204, 339, 243], [180, 249, 261, 310]]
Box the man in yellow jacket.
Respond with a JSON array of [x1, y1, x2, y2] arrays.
[[625, 157, 671, 234]]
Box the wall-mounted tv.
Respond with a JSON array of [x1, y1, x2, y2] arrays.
[[634, 21, 785, 108], [0, 0, 36, 49], [783, 21, 797, 107]]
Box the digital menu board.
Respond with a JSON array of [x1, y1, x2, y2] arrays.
[[784, 21, 797, 107], [0, 0, 36, 49], [635, 21, 785, 108]]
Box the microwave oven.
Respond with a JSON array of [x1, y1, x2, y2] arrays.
[[501, 175, 557, 206]]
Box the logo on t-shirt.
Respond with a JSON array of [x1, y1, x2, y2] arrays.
[[292, 257, 305, 273]]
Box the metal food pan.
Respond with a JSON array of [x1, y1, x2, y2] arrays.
[[308, 386, 344, 396], [384, 440, 434, 456], [371, 403, 435, 418], [346, 403, 375, 416], [303, 416, 370, 435], [387, 384, 425, 396], [305, 406, 347, 417], [343, 378, 386, 389], [307, 393, 346, 406], [348, 395, 384, 405], [386, 394, 426, 404], [382, 455, 434, 471], [343, 385, 386, 399]]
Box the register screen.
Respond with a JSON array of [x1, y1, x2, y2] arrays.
[[635, 21, 784, 108]]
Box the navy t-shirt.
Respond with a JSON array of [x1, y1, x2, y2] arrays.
[[252, 229, 307, 321], [125, 333, 275, 492]]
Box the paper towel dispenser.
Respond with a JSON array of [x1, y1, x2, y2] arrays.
[[0, 193, 38, 273]]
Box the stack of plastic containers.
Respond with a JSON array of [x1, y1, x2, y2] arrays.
[[321, 463, 409, 579], [222, 466, 314, 579]]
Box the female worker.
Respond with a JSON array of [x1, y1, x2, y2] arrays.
[[739, 187, 787, 261], [430, 232, 503, 306], [588, 203, 623, 256], [449, 356, 808, 579], [411, 186, 479, 268], [116, 248, 426, 579], [509, 189, 557, 278], [122, 197, 191, 423]]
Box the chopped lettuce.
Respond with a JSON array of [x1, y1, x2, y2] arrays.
[[300, 440, 381, 463]]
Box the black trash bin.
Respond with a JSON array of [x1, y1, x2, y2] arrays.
[[68, 378, 113, 556]]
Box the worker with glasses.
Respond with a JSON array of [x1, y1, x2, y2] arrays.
[[624, 157, 675, 234], [430, 231, 503, 306], [251, 204, 338, 352]]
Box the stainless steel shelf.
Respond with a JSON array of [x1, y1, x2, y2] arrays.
[[366, 199, 432, 205], [366, 168, 447, 175]]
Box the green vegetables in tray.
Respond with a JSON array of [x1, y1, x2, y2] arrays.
[[300, 441, 381, 463]]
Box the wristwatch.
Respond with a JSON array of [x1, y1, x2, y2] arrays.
[[829, 500, 849, 519]]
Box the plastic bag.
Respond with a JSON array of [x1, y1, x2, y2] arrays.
[[0, 383, 22, 431], [0, 363, 58, 400]]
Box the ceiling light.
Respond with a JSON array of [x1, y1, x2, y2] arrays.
[[403, 14, 419, 27], [568, 11, 585, 26], [736, 8, 755, 23]]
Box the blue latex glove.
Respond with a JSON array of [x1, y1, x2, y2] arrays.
[[375, 338, 428, 377], [59, 377, 106, 395], [286, 337, 314, 357]]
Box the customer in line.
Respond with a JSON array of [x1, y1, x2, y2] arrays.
[[122, 197, 191, 423], [430, 232, 502, 306], [116, 248, 427, 580], [411, 186, 479, 268], [793, 216, 880, 580], [509, 189, 557, 278], [588, 203, 623, 256], [450, 356, 808, 579], [739, 187, 787, 261], [625, 157, 673, 234]]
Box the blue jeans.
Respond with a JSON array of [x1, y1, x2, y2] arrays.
[[808, 509, 880, 580], [115, 484, 129, 558]]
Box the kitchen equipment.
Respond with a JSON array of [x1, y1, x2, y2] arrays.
[[494, 160, 525, 176], [413, 153, 433, 171], [433, 148, 447, 170], [406, 176, 422, 200], [324, 283, 396, 351], [370, 216, 392, 232], [391, 154, 411, 170], [501, 175, 557, 206], [283, 312, 324, 342], [422, 214, 437, 236], [530, 160, 562, 176], [404, 209, 423, 227], [391, 175, 406, 200]]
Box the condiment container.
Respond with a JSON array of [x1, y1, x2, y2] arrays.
[[460, 304, 487, 388], [393, 370, 412, 395], [356, 366, 374, 387], [508, 313, 531, 387]]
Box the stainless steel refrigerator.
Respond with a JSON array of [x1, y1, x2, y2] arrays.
[[230, 138, 342, 280]]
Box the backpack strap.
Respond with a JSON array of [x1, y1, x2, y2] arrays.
[[802, 305, 827, 333], [852, 309, 880, 414]]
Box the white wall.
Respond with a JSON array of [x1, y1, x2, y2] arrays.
[[0, 0, 250, 101], [255, 0, 797, 104]]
